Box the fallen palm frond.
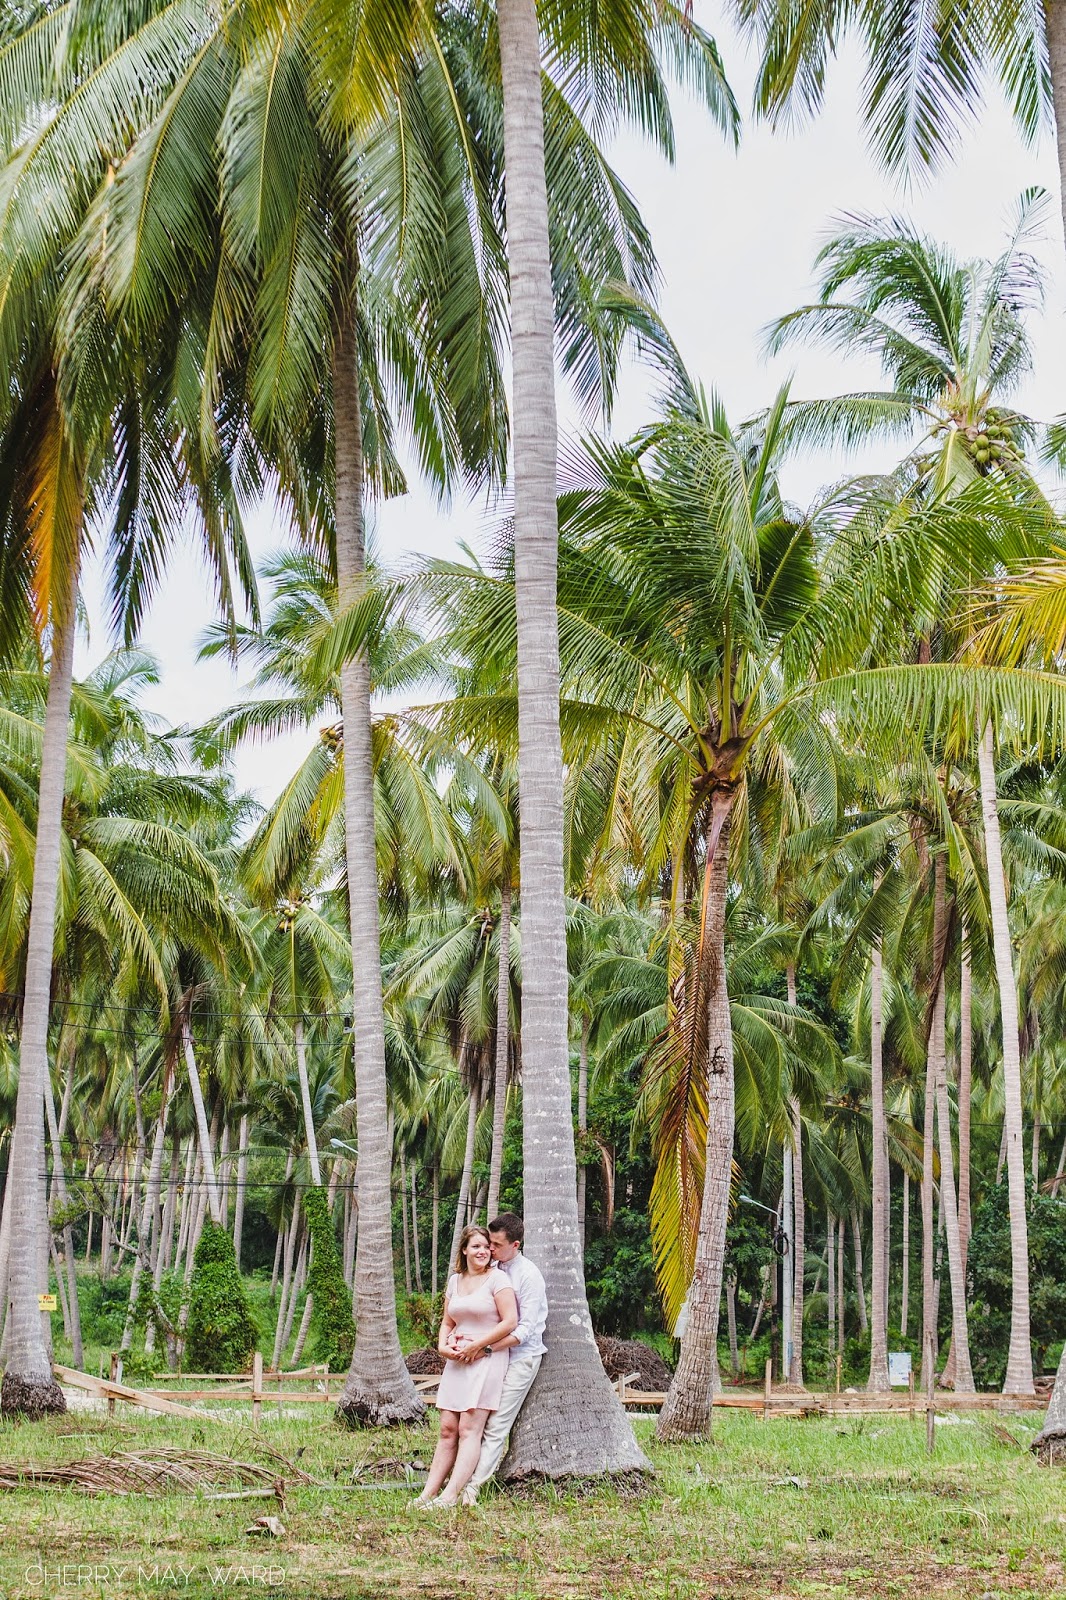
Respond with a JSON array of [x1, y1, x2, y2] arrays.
[[0, 1447, 316, 1496]]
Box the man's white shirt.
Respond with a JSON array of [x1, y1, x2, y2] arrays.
[[499, 1251, 547, 1358]]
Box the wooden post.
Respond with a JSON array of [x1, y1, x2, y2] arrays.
[[925, 1332, 935, 1454], [908, 1369, 915, 1420], [108, 1353, 118, 1420], [252, 1352, 263, 1428], [763, 1357, 772, 1421]]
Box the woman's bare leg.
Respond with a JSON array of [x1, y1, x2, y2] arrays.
[[416, 1411, 459, 1502], [437, 1409, 491, 1505]]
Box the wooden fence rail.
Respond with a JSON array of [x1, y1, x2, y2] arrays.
[[55, 1361, 1049, 1424]]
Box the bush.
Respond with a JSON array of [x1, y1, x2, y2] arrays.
[[403, 1292, 445, 1345], [969, 1178, 1066, 1386], [185, 1221, 259, 1373], [584, 1209, 660, 1334], [303, 1185, 355, 1371]]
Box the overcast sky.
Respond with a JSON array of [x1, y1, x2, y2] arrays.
[[76, 6, 1066, 804]]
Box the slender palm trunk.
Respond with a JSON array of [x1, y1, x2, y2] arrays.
[[901, 1170, 910, 1338], [120, 1063, 173, 1363], [273, 1198, 301, 1371], [294, 1016, 321, 1187], [921, 955, 938, 1389], [868, 942, 890, 1390], [932, 954, 974, 1392], [1051, 1131, 1066, 1199], [726, 1273, 739, 1379], [410, 1164, 423, 1293], [827, 1209, 836, 1356], [399, 1149, 412, 1295], [657, 794, 735, 1441], [487, 880, 512, 1221], [233, 1114, 249, 1269], [958, 932, 972, 1265], [449, 1077, 480, 1269], [44, 1069, 82, 1368], [495, 0, 646, 1479], [431, 1164, 439, 1297], [331, 290, 422, 1426], [978, 723, 1034, 1394], [1, 558, 80, 1417], [1045, 1, 1066, 253], [181, 1025, 221, 1227], [836, 1218, 845, 1350], [576, 1013, 589, 1252], [851, 1209, 868, 1332], [785, 966, 805, 1388]]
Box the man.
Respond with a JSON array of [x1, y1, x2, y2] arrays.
[[453, 1211, 546, 1504]]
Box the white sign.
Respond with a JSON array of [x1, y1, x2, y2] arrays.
[[888, 1351, 911, 1387]]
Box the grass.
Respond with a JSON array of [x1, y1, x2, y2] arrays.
[[0, 1403, 1061, 1600]]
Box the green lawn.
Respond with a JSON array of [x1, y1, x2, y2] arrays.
[[0, 1405, 1060, 1600]]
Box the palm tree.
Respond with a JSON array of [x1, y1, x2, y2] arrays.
[[770, 205, 1063, 1393], [732, 0, 1066, 246]]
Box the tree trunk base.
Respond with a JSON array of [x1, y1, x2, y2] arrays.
[[335, 1379, 426, 1429], [501, 1365, 650, 1480], [1031, 1425, 1066, 1466], [1, 1371, 66, 1419]]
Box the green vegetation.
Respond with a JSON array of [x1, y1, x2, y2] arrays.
[[184, 1225, 259, 1375], [0, 1409, 1057, 1600]]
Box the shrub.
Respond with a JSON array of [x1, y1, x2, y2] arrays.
[[303, 1185, 355, 1371], [185, 1221, 258, 1373], [404, 1292, 445, 1345], [969, 1178, 1066, 1386]]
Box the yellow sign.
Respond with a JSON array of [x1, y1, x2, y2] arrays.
[[38, 1293, 57, 1312]]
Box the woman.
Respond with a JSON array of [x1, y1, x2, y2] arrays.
[[414, 1224, 518, 1507]]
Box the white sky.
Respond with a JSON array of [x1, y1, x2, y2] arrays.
[[76, 7, 1066, 804]]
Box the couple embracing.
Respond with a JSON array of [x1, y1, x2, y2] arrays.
[[415, 1212, 546, 1508]]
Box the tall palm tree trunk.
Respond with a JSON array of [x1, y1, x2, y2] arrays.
[[1, 560, 80, 1418], [331, 289, 422, 1426], [233, 1114, 250, 1269], [295, 1016, 322, 1187], [495, 0, 646, 1478], [978, 723, 1034, 1394], [410, 1164, 423, 1293], [921, 962, 938, 1390], [868, 942, 890, 1390], [449, 1078, 480, 1269], [958, 932, 972, 1265], [827, 1209, 836, 1355], [487, 880, 511, 1221], [576, 1013, 589, 1252], [1046, 2, 1066, 250], [431, 1164, 439, 1297], [901, 1170, 910, 1337], [786, 966, 805, 1388], [399, 1149, 412, 1295], [44, 1068, 82, 1368], [657, 794, 735, 1441], [181, 1025, 221, 1226], [932, 960, 975, 1392], [120, 1063, 173, 1363]]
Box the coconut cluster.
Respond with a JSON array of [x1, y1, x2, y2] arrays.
[[934, 408, 1025, 472]]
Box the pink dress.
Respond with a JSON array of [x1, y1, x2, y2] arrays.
[[435, 1268, 511, 1413]]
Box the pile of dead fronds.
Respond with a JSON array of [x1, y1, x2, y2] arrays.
[[0, 1446, 316, 1496]]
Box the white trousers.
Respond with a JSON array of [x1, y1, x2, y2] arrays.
[[465, 1353, 542, 1497]]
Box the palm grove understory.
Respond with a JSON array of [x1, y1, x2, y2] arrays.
[[1, 0, 1066, 1470]]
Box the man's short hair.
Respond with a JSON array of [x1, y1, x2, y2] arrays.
[[488, 1212, 524, 1244]]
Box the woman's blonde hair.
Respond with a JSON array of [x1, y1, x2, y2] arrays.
[[454, 1224, 491, 1274]]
